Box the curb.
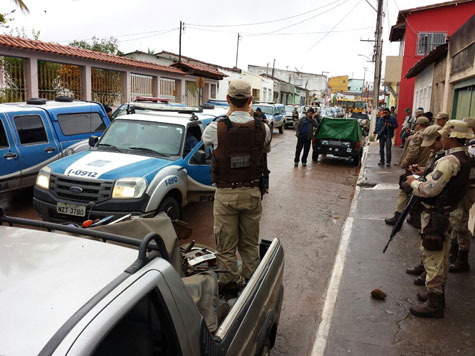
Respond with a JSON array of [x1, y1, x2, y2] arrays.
[[310, 143, 369, 356]]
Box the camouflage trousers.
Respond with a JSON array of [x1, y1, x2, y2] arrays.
[[421, 211, 450, 294], [213, 187, 262, 286], [396, 189, 408, 213], [450, 188, 475, 252]]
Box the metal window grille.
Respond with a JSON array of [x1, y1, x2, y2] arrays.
[[91, 68, 121, 106], [38, 61, 82, 100], [0, 56, 26, 103], [160, 78, 176, 101], [131, 73, 153, 101], [417, 33, 447, 56]]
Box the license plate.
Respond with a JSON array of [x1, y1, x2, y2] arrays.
[[56, 202, 86, 217]]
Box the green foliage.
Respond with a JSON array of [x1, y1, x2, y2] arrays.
[[69, 36, 123, 55], [12, 0, 29, 12], [8, 26, 40, 40]]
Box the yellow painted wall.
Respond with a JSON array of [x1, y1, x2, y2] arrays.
[[329, 75, 349, 93]]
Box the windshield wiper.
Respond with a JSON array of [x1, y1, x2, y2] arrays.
[[97, 143, 123, 153], [127, 147, 169, 158]]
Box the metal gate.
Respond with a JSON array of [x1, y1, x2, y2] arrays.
[[160, 78, 176, 101], [0, 56, 26, 103], [185, 81, 199, 106], [38, 61, 82, 100], [131, 73, 153, 101], [91, 67, 121, 106]]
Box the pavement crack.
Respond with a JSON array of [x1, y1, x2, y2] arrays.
[[393, 299, 410, 345]]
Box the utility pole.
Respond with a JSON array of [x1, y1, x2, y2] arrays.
[[271, 59, 276, 79], [235, 33, 241, 68], [370, 0, 384, 140], [362, 67, 367, 94], [179, 21, 183, 63]]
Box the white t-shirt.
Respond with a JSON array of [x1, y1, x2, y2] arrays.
[[202, 110, 272, 152]]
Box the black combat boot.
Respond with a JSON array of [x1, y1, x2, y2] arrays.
[[416, 290, 445, 307], [450, 250, 470, 273], [410, 292, 444, 318], [449, 239, 459, 264], [413, 271, 426, 285], [385, 212, 401, 225], [406, 263, 424, 275]]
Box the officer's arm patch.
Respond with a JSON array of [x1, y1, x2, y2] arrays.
[[432, 170, 443, 180]]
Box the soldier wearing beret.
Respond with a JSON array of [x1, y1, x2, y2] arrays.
[[405, 121, 473, 318]]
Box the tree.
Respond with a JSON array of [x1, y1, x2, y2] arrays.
[[11, 0, 29, 12], [69, 36, 123, 56]]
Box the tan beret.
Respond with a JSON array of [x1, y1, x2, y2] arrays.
[[462, 117, 475, 129], [421, 125, 442, 147], [435, 112, 449, 120], [416, 116, 430, 125]]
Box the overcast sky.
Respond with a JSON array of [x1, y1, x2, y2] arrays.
[[6, 0, 438, 81]]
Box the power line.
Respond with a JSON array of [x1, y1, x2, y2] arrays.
[[187, 0, 347, 28], [186, 25, 373, 36], [119, 28, 178, 43], [307, 0, 364, 51], [59, 27, 178, 44]]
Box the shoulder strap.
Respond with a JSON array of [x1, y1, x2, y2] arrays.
[[215, 115, 233, 130]]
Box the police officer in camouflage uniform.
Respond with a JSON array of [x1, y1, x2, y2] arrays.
[[385, 117, 431, 226], [448, 117, 475, 273], [202, 80, 271, 295], [405, 121, 473, 318]]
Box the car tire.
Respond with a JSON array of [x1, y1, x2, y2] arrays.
[[270, 123, 274, 134], [352, 151, 362, 166], [157, 196, 181, 220], [312, 150, 319, 162], [278, 125, 284, 134]]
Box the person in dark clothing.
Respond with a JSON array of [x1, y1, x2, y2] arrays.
[[254, 107, 268, 124], [294, 108, 318, 167], [374, 107, 398, 167], [104, 104, 113, 119]]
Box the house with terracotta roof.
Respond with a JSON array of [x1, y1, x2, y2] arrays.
[[385, 0, 475, 144], [0, 35, 223, 106]]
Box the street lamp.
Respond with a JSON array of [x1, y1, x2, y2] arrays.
[[358, 54, 374, 62]]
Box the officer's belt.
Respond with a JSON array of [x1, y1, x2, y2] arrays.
[[215, 180, 259, 189]]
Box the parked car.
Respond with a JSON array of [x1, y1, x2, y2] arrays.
[[319, 107, 334, 118], [33, 106, 220, 223], [312, 117, 364, 166], [351, 112, 370, 136], [111, 100, 186, 120], [0, 98, 110, 193], [0, 211, 284, 356], [335, 107, 345, 118], [251, 103, 285, 134], [284, 105, 301, 128]]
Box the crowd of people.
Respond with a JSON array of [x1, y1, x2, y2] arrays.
[[378, 106, 475, 318]]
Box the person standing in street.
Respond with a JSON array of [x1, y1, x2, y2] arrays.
[[254, 107, 268, 124], [405, 121, 473, 318], [448, 117, 475, 273], [202, 80, 271, 296], [374, 107, 398, 167], [294, 108, 318, 167]]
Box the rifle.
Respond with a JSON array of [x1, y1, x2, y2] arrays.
[[383, 194, 418, 253], [259, 152, 270, 199]]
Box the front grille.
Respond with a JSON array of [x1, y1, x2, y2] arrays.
[[50, 174, 114, 203]]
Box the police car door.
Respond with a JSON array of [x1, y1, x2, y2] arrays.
[[0, 113, 21, 192], [8, 111, 60, 187]]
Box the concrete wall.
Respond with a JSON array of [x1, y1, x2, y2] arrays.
[[329, 75, 348, 93], [431, 57, 447, 115], [348, 79, 364, 92], [413, 63, 434, 112]]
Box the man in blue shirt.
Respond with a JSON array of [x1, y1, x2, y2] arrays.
[[294, 108, 319, 167], [374, 107, 398, 167]]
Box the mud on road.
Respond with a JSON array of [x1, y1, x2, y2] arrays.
[[1, 128, 359, 356]]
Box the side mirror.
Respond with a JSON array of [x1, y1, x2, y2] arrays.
[[191, 150, 206, 165], [89, 135, 99, 147]]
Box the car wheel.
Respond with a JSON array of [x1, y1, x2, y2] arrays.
[[312, 150, 319, 162], [157, 196, 181, 220], [270, 123, 274, 133], [278, 125, 284, 134], [352, 152, 362, 166]]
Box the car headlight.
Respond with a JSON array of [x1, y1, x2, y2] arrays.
[[112, 177, 147, 199], [36, 166, 52, 190]]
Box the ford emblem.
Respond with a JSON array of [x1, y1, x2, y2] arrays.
[[69, 186, 83, 194]]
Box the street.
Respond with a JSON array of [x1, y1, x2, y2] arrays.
[[0, 128, 360, 356]]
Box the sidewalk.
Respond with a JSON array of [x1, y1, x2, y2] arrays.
[[321, 143, 475, 356]]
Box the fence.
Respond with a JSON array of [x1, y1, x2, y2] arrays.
[[38, 61, 82, 100], [91, 68, 121, 106], [131, 73, 153, 101], [0, 56, 26, 103], [160, 78, 176, 101]]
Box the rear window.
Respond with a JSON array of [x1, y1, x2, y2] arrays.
[[57, 112, 106, 136]]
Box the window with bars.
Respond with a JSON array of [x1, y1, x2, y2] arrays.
[[417, 32, 447, 56]]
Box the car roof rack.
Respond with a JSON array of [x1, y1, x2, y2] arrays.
[[0, 207, 170, 274]]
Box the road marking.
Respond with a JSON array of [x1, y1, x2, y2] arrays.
[[311, 145, 368, 356]]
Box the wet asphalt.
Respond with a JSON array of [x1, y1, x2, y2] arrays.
[[0, 128, 360, 356]]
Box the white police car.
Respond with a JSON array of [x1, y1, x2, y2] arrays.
[[33, 106, 224, 222]]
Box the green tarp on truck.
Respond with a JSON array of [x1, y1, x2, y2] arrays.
[[315, 117, 362, 142]]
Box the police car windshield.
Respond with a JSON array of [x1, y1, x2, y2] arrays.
[[98, 120, 184, 158], [252, 105, 273, 115]]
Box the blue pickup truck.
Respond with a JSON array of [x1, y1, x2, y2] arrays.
[[33, 106, 226, 222], [0, 98, 110, 193]]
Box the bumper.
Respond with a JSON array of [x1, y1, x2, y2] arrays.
[[285, 118, 297, 128], [314, 145, 360, 158], [33, 186, 153, 223]]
